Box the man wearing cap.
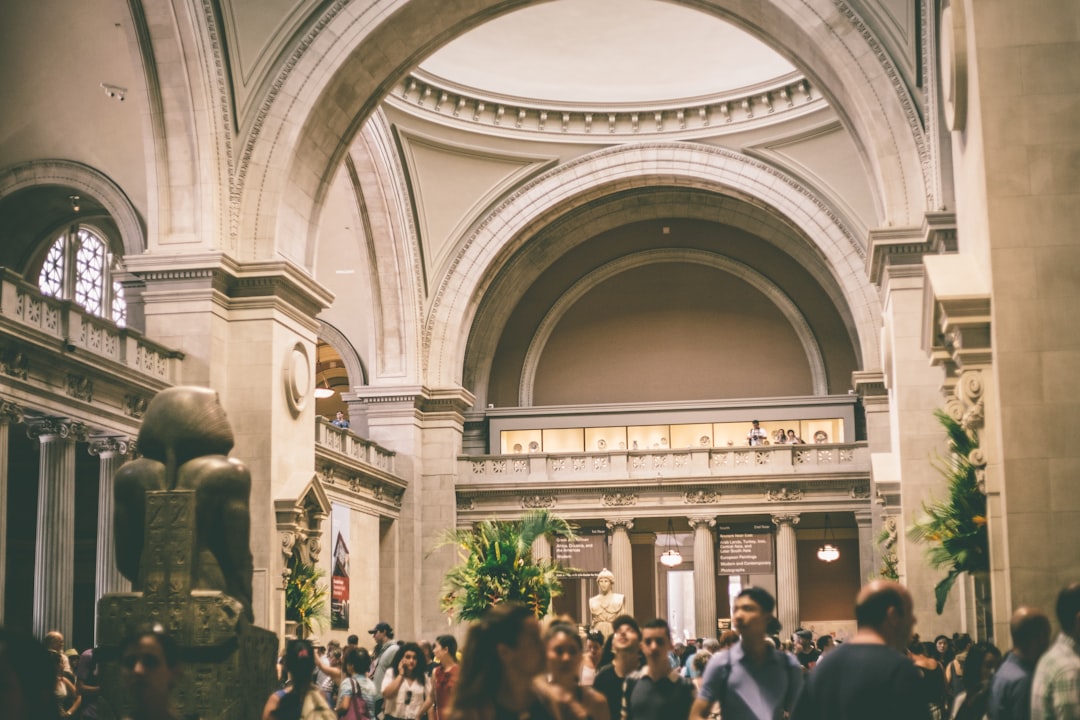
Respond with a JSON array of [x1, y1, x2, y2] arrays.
[[369, 621, 399, 719]]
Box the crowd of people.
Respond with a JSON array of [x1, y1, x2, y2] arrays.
[[3, 579, 1079, 720]]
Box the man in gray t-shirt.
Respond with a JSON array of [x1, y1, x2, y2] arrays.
[[690, 587, 802, 720], [369, 622, 399, 718]]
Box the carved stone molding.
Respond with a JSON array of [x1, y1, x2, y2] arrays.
[[457, 496, 475, 511], [27, 419, 88, 442], [521, 494, 555, 509], [687, 516, 717, 530], [850, 483, 871, 499], [0, 346, 29, 380], [771, 513, 801, 527], [602, 492, 638, 507], [0, 400, 24, 424], [766, 487, 803, 502], [124, 393, 149, 419], [684, 489, 720, 504], [605, 518, 635, 531], [88, 437, 134, 457], [66, 373, 94, 402]]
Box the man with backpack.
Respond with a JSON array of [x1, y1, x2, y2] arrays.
[[690, 587, 802, 720]]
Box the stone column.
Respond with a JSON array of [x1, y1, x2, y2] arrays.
[[89, 438, 132, 601], [771, 513, 801, 636], [0, 401, 23, 625], [532, 533, 552, 564], [30, 419, 86, 640], [606, 519, 635, 617], [854, 509, 875, 585], [688, 516, 717, 639]]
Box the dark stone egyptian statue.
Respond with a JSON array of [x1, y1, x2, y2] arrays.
[[114, 386, 254, 621], [97, 386, 276, 720]]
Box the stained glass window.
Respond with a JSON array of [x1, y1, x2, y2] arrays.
[[37, 227, 127, 325]]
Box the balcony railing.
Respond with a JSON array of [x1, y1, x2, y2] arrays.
[[460, 442, 869, 486], [0, 267, 183, 383], [315, 418, 397, 474]]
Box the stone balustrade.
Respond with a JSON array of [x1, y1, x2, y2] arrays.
[[0, 268, 182, 383], [460, 442, 868, 485]]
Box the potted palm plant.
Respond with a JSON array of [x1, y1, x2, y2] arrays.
[[908, 409, 990, 615], [436, 509, 577, 621], [285, 560, 329, 638]]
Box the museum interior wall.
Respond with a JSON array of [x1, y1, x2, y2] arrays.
[[0, 0, 1077, 647]]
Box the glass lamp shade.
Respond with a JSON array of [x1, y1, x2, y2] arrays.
[[314, 387, 335, 399], [817, 543, 840, 562], [660, 548, 683, 567]]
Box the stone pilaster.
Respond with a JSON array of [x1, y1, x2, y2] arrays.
[[688, 516, 717, 639], [771, 513, 801, 636], [0, 401, 23, 624], [606, 519, 635, 617], [854, 508, 875, 584], [29, 419, 87, 639], [532, 533, 552, 564], [89, 438, 134, 602]]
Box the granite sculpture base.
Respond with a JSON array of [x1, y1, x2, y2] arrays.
[[95, 490, 278, 720]]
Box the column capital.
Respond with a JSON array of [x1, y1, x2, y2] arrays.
[[771, 513, 801, 527], [27, 418, 88, 442], [0, 400, 23, 424], [88, 436, 135, 457], [687, 516, 717, 529], [605, 518, 634, 532]]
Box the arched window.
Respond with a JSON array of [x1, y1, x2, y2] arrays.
[[37, 226, 127, 327]]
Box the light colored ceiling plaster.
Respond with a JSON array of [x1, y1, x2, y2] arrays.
[[420, 0, 796, 104]]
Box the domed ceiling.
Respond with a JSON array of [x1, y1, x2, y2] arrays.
[[419, 0, 797, 104]]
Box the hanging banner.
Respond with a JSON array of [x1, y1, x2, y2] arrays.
[[554, 527, 609, 575], [331, 503, 350, 629], [717, 521, 775, 575]]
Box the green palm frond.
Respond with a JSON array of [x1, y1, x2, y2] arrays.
[[285, 561, 329, 637], [434, 510, 577, 622], [908, 410, 989, 613]]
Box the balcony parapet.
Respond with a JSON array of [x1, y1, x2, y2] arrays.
[[460, 442, 868, 487], [0, 267, 183, 384], [315, 418, 403, 512]]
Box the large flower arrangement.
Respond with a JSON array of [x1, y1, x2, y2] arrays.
[[908, 409, 989, 613], [437, 509, 576, 621], [285, 560, 329, 638]]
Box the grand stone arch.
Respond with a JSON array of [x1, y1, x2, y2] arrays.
[[428, 143, 881, 390], [0, 159, 146, 258], [233, 0, 929, 267]]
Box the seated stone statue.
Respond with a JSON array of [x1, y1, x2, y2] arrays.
[[589, 568, 626, 638], [114, 386, 254, 622]]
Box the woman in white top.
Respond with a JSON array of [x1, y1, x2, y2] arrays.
[[381, 642, 433, 720]]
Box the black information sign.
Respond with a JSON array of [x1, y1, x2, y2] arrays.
[[717, 522, 775, 575], [554, 527, 609, 574]]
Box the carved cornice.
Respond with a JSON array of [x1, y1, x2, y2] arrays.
[[352, 385, 476, 416], [0, 400, 24, 424], [684, 489, 720, 504], [601, 492, 638, 507], [867, 212, 957, 286], [852, 370, 888, 408], [388, 69, 823, 140], [766, 487, 803, 502], [521, 494, 555, 509]]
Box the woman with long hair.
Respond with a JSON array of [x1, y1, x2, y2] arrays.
[[431, 635, 459, 720], [544, 622, 609, 720], [579, 631, 604, 688], [337, 648, 378, 719], [448, 603, 554, 720], [949, 641, 1002, 720], [262, 638, 335, 720], [382, 642, 433, 720]]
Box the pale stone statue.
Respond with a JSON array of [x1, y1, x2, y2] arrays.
[[589, 568, 626, 638]]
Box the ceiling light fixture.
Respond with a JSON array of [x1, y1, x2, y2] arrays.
[[660, 518, 683, 567], [314, 379, 335, 399], [69, 195, 80, 213], [817, 513, 840, 563]]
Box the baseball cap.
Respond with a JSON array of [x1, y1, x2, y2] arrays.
[[368, 622, 393, 635]]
